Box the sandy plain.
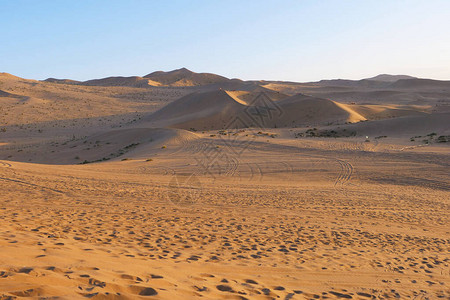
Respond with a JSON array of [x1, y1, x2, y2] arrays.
[[0, 70, 449, 299]]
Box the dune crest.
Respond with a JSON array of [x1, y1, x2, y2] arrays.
[[146, 90, 368, 130]]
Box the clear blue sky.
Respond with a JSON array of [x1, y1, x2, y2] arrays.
[[1, 0, 449, 81]]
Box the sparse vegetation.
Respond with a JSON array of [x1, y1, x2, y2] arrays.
[[78, 142, 141, 164], [298, 128, 357, 138], [437, 135, 449, 143], [256, 131, 277, 138], [410, 133, 447, 144]]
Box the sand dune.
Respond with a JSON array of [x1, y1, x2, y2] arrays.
[[389, 78, 450, 89], [146, 90, 367, 130], [277, 94, 366, 125], [335, 111, 450, 137], [43, 78, 81, 85], [1, 127, 197, 165], [365, 74, 416, 82], [263, 82, 450, 107], [44, 76, 163, 87], [144, 67, 230, 87], [83, 76, 162, 88], [43, 68, 231, 88], [349, 103, 429, 120], [146, 89, 245, 130]]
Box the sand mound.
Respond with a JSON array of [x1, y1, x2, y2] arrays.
[[389, 78, 450, 89], [82, 76, 158, 88], [366, 74, 416, 82], [146, 89, 246, 130], [12, 128, 197, 164], [350, 104, 428, 120], [43, 78, 81, 85], [338, 112, 450, 137], [316, 79, 390, 89], [224, 88, 287, 106], [143, 68, 230, 86], [77, 68, 231, 88], [274, 94, 366, 126], [145, 90, 366, 130], [312, 77, 449, 90]]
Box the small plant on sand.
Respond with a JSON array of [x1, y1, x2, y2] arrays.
[[437, 135, 449, 143], [124, 143, 139, 149], [161, 145, 166, 149], [145, 158, 153, 162]]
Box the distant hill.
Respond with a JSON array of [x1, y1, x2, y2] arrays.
[[314, 75, 450, 90], [143, 67, 230, 86], [389, 78, 450, 89], [365, 74, 416, 82], [82, 76, 162, 87], [42, 68, 232, 88], [316, 79, 389, 88], [44, 78, 81, 85], [30, 70, 450, 92]]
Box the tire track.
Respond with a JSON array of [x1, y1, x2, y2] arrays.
[[281, 161, 294, 175], [334, 159, 354, 187], [246, 163, 255, 181], [0, 176, 64, 194], [253, 163, 263, 181], [0, 160, 64, 194]]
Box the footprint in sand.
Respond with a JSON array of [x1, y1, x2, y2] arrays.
[[128, 286, 158, 296]]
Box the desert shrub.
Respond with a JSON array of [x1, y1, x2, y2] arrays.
[[437, 135, 449, 143]]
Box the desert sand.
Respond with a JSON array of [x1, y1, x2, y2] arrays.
[[0, 70, 449, 299]]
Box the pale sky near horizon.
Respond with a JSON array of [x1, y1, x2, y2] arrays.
[[1, 0, 450, 82]]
